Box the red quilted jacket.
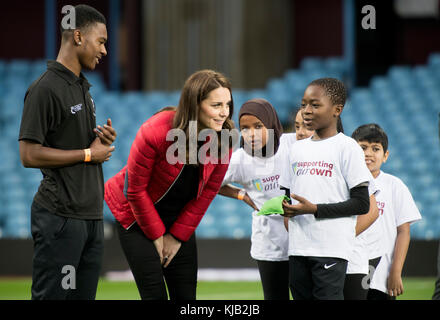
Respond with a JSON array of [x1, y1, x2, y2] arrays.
[[104, 110, 232, 242]]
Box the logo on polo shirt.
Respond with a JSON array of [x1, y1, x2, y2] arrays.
[[70, 104, 83, 114]]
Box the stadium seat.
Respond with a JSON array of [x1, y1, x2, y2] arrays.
[[300, 57, 324, 72], [284, 70, 309, 94], [197, 225, 221, 238], [3, 216, 31, 239], [428, 52, 440, 69], [103, 203, 115, 223], [324, 56, 348, 78], [1, 56, 439, 240], [0, 60, 6, 76], [83, 71, 107, 91], [6, 59, 31, 78]]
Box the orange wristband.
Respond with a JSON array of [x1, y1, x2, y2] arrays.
[[84, 148, 92, 163], [237, 189, 246, 201]]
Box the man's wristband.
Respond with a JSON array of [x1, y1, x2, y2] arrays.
[[84, 148, 92, 163], [237, 189, 246, 201]]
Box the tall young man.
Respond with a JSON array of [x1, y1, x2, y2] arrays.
[[19, 4, 116, 300]]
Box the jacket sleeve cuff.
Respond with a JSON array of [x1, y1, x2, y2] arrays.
[[169, 224, 192, 242], [140, 222, 166, 241]]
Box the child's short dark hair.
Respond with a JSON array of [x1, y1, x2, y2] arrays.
[[309, 78, 347, 106], [61, 4, 106, 35], [351, 123, 389, 152]]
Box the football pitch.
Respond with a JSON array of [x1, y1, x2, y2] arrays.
[[0, 277, 436, 300]]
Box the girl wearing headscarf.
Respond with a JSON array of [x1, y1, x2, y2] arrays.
[[218, 98, 296, 300]]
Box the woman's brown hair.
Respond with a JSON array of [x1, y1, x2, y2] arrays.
[[173, 70, 235, 162]]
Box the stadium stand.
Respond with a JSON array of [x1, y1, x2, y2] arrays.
[[0, 54, 438, 240]]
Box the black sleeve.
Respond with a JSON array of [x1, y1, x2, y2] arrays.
[[280, 186, 291, 204], [314, 186, 369, 219], [19, 85, 60, 144]]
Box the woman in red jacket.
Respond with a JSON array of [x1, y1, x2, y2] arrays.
[[104, 70, 234, 300]]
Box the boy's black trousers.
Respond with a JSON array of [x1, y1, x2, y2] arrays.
[[30, 201, 103, 300]]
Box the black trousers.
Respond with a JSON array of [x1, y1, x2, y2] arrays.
[[289, 256, 348, 300], [344, 256, 382, 300], [367, 288, 396, 300], [432, 241, 440, 300], [117, 222, 198, 300], [344, 273, 369, 300], [31, 201, 103, 300], [256, 260, 290, 300]]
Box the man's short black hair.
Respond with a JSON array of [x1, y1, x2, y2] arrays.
[[61, 4, 106, 37], [309, 78, 347, 106], [351, 123, 389, 153]]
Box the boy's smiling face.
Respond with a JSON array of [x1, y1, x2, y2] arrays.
[[358, 140, 389, 178]]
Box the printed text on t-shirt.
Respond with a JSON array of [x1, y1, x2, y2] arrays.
[[292, 161, 334, 177], [377, 201, 385, 215], [253, 175, 280, 192]]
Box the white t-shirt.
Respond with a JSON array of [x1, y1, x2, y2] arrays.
[[346, 180, 380, 275], [222, 133, 297, 261], [279, 133, 373, 261], [369, 171, 422, 294], [359, 199, 386, 261]]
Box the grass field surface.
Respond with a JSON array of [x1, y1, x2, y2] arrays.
[[0, 277, 436, 300]]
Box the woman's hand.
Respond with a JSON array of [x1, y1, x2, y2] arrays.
[[162, 233, 182, 268], [282, 194, 317, 217], [153, 236, 164, 264]]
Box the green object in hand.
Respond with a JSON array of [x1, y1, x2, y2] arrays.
[[257, 195, 290, 216]]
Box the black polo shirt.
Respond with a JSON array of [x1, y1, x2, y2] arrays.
[[19, 60, 104, 220]]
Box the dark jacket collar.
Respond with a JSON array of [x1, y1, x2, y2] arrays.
[[47, 60, 91, 89]]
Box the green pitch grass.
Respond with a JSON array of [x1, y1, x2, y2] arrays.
[[0, 277, 436, 300]]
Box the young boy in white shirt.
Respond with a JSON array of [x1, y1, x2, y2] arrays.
[[343, 182, 380, 300], [280, 78, 373, 300], [351, 124, 422, 300]]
